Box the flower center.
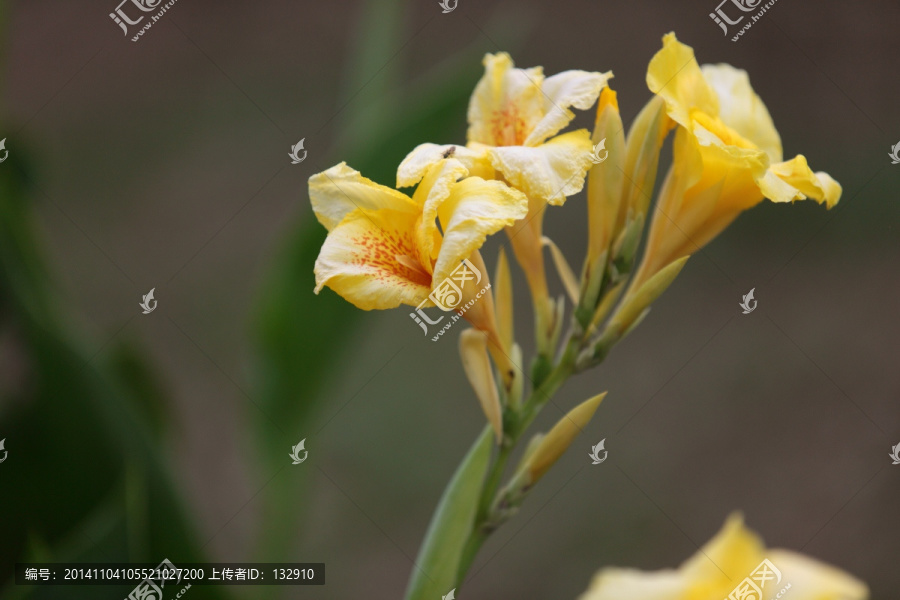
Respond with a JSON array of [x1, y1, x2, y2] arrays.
[[395, 254, 431, 281], [490, 104, 528, 146]]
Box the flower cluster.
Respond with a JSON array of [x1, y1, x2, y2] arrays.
[[310, 32, 840, 432], [308, 33, 859, 598]]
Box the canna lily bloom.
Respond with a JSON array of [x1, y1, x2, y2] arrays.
[[399, 52, 612, 207], [630, 33, 842, 290], [399, 53, 612, 355], [579, 514, 868, 600], [311, 159, 525, 310], [310, 159, 526, 376]]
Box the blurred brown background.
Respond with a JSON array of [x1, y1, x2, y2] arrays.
[[2, 0, 899, 598]]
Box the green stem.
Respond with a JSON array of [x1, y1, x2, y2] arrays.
[[455, 526, 487, 584], [516, 335, 579, 435], [454, 332, 581, 589], [477, 442, 513, 521]]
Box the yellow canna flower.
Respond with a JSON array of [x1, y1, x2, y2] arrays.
[[310, 159, 526, 324], [399, 54, 612, 358], [579, 514, 868, 600], [400, 53, 612, 206], [631, 33, 841, 289]]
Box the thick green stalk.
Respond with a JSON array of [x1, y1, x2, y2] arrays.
[[404, 426, 494, 600]]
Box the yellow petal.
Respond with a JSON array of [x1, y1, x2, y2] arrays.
[[467, 52, 545, 147], [488, 130, 594, 206], [579, 513, 870, 600], [681, 514, 765, 584], [413, 158, 469, 208], [523, 69, 613, 146], [397, 143, 494, 188], [541, 236, 579, 304], [309, 162, 417, 231], [681, 125, 766, 214], [767, 155, 842, 208], [414, 159, 469, 272], [459, 329, 503, 443], [691, 112, 764, 159], [431, 177, 528, 285], [768, 550, 868, 600], [455, 250, 515, 394], [646, 32, 718, 130], [701, 64, 783, 162], [313, 207, 431, 310], [494, 246, 514, 352], [638, 126, 764, 280]]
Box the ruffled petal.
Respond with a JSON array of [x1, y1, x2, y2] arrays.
[[488, 130, 593, 205], [768, 550, 868, 600], [397, 143, 493, 188], [523, 69, 613, 146], [647, 32, 719, 130], [467, 52, 545, 147], [767, 155, 842, 208], [309, 162, 417, 231], [431, 177, 527, 285], [413, 159, 469, 272], [701, 63, 783, 162], [313, 207, 431, 310], [682, 514, 765, 583]]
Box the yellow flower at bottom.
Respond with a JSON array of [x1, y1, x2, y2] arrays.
[[311, 159, 527, 311], [579, 514, 868, 600], [632, 33, 842, 288]]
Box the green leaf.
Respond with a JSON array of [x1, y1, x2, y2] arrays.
[[404, 426, 493, 600]]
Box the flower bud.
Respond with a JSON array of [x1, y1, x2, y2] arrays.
[[459, 329, 503, 443], [523, 392, 607, 484]]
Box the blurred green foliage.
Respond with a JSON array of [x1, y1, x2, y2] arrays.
[[0, 1, 530, 598], [0, 143, 229, 599]]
